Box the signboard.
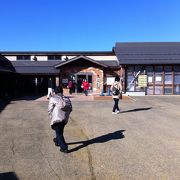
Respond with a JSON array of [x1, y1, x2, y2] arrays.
[[156, 76, 162, 82], [138, 75, 147, 87], [62, 78, 68, 84], [148, 76, 153, 83], [107, 77, 115, 85]]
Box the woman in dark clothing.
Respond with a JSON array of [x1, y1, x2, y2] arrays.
[[110, 76, 122, 114]]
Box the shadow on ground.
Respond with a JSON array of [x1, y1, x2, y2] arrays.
[[0, 99, 12, 113], [120, 107, 152, 113], [13, 95, 45, 101], [0, 172, 19, 180], [0, 94, 46, 113], [67, 130, 125, 153]]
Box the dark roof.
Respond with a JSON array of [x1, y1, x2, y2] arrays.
[[98, 60, 119, 67], [114, 42, 180, 64], [0, 54, 16, 73], [11, 61, 60, 75], [55, 56, 109, 68]]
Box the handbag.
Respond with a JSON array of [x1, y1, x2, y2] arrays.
[[112, 86, 120, 95]]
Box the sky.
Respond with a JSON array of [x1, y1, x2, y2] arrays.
[[0, 0, 180, 51]]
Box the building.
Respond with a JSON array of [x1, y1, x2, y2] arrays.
[[0, 42, 180, 98], [0, 51, 120, 97], [114, 42, 180, 95]]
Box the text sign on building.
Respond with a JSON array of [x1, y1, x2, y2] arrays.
[[138, 75, 147, 87], [107, 77, 115, 85], [62, 78, 68, 84]]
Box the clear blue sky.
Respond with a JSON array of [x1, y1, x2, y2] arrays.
[[0, 0, 180, 51]]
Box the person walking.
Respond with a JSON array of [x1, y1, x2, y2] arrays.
[[111, 76, 122, 114], [48, 87, 72, 153], [68, 80, 73, 94], [47, 78, 53, 99], [81, 79, 90, 96]]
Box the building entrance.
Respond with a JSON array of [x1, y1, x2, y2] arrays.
[[75, 73, 93, 93], [76, 75, 86, 93]]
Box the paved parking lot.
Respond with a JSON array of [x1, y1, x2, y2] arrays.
[[0, 96, 180, 180]]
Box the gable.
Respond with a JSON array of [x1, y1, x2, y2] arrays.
[[55, 55, 108, 68]]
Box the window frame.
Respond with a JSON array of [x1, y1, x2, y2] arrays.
[[16, 55, 31, 61], [47, 55, 61, 60]]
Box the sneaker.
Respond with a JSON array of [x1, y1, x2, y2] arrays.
[[112, 112, 116, 114], [60, 149, 69, 153], [116, 110, 120, 114]]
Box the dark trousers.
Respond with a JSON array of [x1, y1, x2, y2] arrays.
[[53, 122, 68, 150], [113, 98, 120, 112], [69, 88, 73, 94], [84, 90, 88, 96]]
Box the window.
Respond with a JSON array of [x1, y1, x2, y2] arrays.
[[174, 85, 180, 94], [154, 86, 163, 95], [147, 86, 153, 95], [127, 74, 135, 91], [154, 66, 163, 85], [174, 66, 180, 94], [164, 86, 172, 94], [164, 66, 172, 72], [155, 74, 163, 84], [16, 55, 30, 60], [174, 66, 180, 72], [48, 55, 61, 60], [155, 66, 163, 72], [126, 66, 135, 91], [174, 74, 180, 84], [127, 66, 134, 73], [146, 66, 154, 94], [147, 75, 154, 84], [126, 65, 180, 94], [135, 65, 144, 73], [146, 66, 153, 73], [164, 74, 172, 84], [126, 66, 146, 92]]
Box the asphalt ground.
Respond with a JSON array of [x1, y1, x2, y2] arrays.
[[0, 96, 180, 180]]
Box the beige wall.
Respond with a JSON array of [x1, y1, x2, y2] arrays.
[[31, 56, 47, 61], [5, 55, 48, 61], [62, 55, 117, 61], [5, 56, 16, 61], [87, 56, 117, 61], [5, 55, 117, 61], [64, 56, 76, 60]]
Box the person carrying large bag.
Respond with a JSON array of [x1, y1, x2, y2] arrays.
[[48, 86, 72, 153], [110, 76, 122, 114]]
